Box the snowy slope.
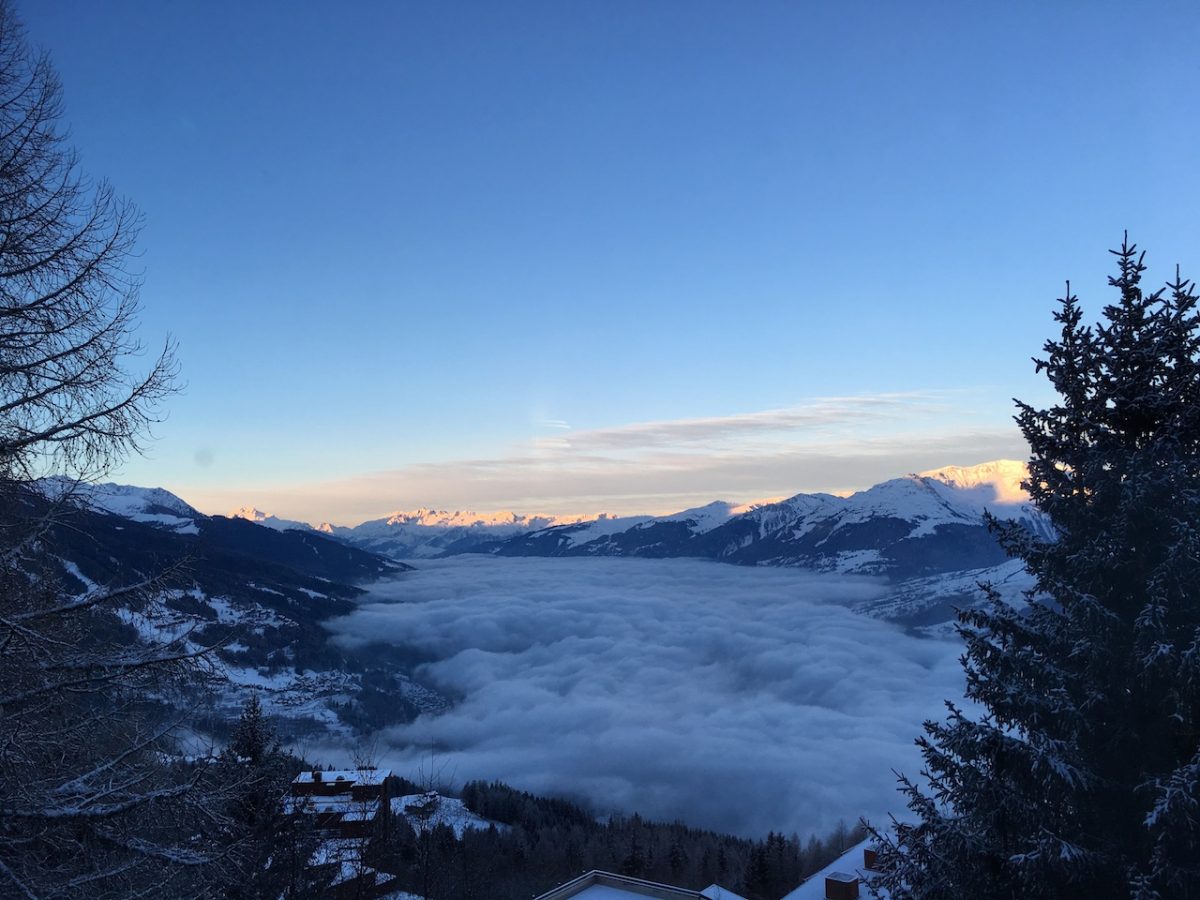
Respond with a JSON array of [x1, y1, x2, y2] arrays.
[[921, 459, 1030, 503], [391, 792, 505, 838], [654, 499, 779, 534], [856, 557, 1037, 636]]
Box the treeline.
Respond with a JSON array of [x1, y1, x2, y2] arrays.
[[370, 779, 866, 900]]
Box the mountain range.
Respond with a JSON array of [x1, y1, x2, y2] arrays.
[[225, 458, 1047, 580], [485, 460, 1050, 579], [64, 460, 1046, 606], [226, 458, 1046, 634]]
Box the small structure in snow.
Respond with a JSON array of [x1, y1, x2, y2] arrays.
[[823, 871, 859, 900], [403, 790, 440, 815]]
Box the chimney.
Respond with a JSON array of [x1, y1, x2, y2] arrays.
[[312, 770, 322, 782], [824, 872, 859, 900], [863, 848, 879, 871]]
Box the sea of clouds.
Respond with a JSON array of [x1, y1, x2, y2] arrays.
[[326, 556, 966, 838]]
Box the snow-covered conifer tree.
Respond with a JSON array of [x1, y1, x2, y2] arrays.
[[871, 238, 1200, 899]]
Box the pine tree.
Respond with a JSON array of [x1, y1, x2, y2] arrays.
[[227, 692, 281, 766], [223, 693, 286, 832], [871, 238, 1200, 899], [219, 695, 325, 900]]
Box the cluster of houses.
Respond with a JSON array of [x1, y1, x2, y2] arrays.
[[285, 767, 886, 900]]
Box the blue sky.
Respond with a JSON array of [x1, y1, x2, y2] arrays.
[[20, 1, 1200, 523]]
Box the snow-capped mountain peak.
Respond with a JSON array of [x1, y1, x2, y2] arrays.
[[918, 459, 1029, 505], [38, 478, 201, 533], [822, 460, 1035, 539]]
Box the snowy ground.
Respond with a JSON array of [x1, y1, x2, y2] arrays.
[[326, 556, 967, 839]]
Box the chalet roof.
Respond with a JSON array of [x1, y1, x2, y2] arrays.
[[292, 768, 391, 785], [779, 838, 888, 900], [285, 795, 381, 821], [533, 870, 744, 900]]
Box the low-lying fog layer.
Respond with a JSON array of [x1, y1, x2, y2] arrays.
[[327, 556, 965, 838]]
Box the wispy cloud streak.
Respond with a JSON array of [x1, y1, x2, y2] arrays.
[[537, 393, 938, 452]]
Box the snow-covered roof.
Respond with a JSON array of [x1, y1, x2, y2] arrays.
[[534, 870, 742, 900], [287, 795, 382, 820], [780, 838, 888, 899], [293, 768, 390, 785]]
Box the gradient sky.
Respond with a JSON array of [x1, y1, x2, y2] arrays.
[[19, 1, 1200, 523]]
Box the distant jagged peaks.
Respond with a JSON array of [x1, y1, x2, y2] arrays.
[[329, 507, 599, 560], [375, 508, 583, 530], [223, 460, 1031, 542], [226, 504, 597, 555], [228, 506, 313, 532]]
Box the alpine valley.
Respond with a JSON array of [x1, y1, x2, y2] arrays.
[[35, 459, 1045, 746]]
